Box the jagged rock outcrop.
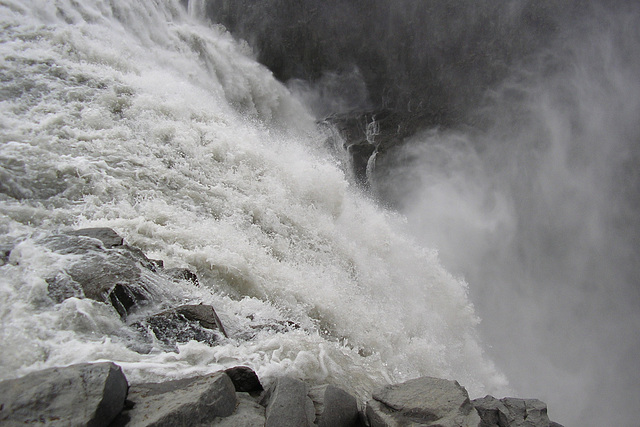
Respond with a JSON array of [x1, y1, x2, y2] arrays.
[[0, 362, 127, 427], [366, 376, 481, 427]]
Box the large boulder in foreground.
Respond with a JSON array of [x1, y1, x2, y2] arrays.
[[366, 376, 481, 427], [111, 371, 237, 426], [0, 362, 127, 426]]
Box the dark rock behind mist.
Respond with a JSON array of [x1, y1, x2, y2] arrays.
[[203, 1, 594, 130], [200, 0, 592, 187]]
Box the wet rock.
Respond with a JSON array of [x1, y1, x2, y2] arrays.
[[0, 362, 127, 427], [366, 376, 481, 427], [0, 243, 13, 266], [117, 244, 162, 272], [133, 304, 227, 349], [40, 233, 104, 255], [260, 376, 315, 427], [66, 227, 124, 248], [472, 395, 558, 427], [41, 233, 153, 317], [225, 366, 263, 395], [309, 384, 361, 427], [164, 267, 199, 286], [111, 371, 236, 426]]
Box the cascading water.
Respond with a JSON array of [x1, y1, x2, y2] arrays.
[[0, 0, 507, 407]]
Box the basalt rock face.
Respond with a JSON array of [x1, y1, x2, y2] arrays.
[[202, 1, 584, 172], [0, 362, 563, 427]]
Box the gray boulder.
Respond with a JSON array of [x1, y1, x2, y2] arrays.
[[309, 384, 361, 427], [260, 376, 315, 427], [472, 395, 559, 427], [0, 362, 127, 427], [366, 376, 481, 427], [111, 371, 237, 426]]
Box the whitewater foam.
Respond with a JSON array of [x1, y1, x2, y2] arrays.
[[0, 0, 507, 401]]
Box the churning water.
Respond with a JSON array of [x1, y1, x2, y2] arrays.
[[2, 2, 639, 426], [0, 0, 506, 409]]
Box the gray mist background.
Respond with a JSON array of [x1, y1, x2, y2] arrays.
[[202, 1, 640, 425]]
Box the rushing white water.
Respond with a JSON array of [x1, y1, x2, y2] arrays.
[[0, 0, 507, 402]]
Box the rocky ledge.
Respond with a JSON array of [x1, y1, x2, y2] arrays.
[[0, 362, 563, 427], [0, 228, 564, 426]]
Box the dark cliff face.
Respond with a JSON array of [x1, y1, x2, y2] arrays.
[[203, 0, 578, 130]]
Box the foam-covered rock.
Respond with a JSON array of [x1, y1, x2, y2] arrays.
[[41, 233, 152, 317], [164, 267, 199, 286], [67, 227, 124, 248], [0, 362, 127, 427]]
